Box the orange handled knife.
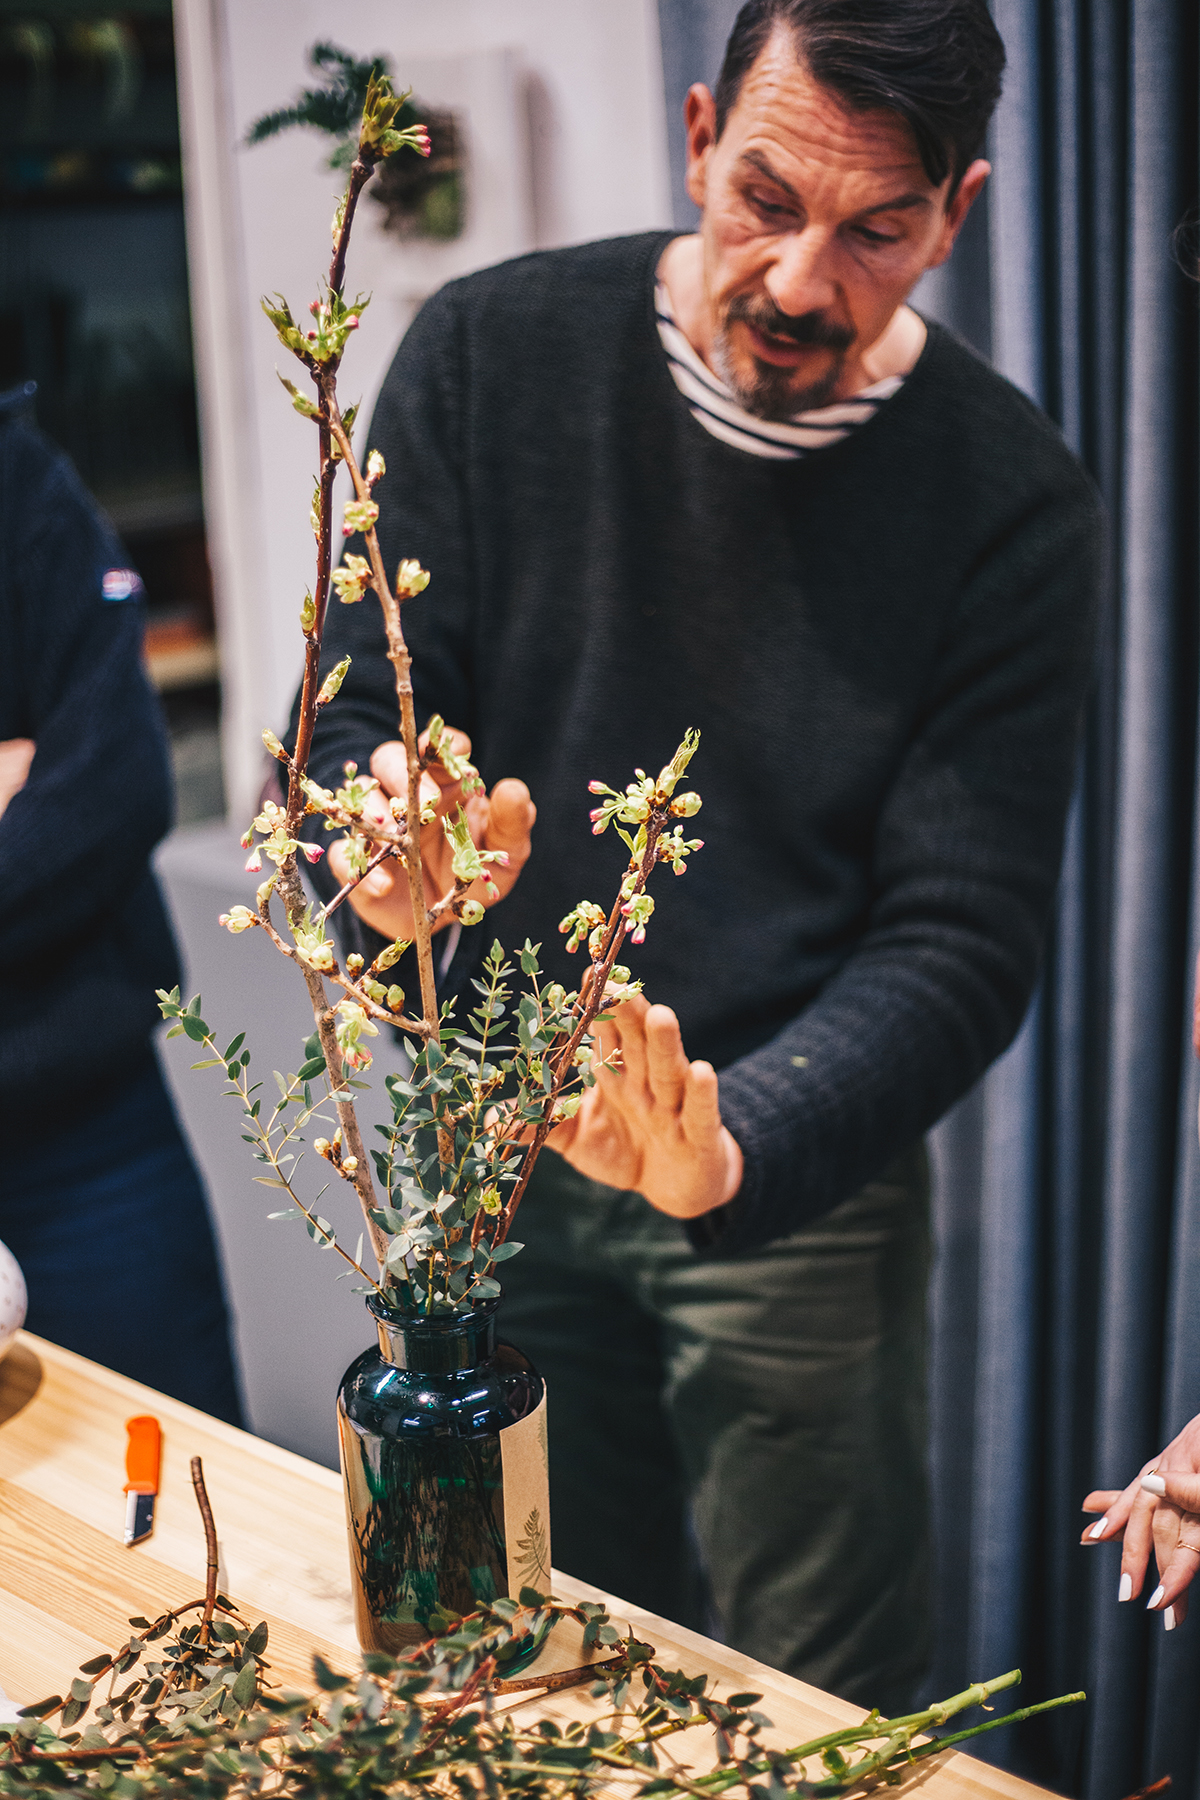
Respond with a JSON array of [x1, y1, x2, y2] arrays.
[[123, 1415, 161, 1546]]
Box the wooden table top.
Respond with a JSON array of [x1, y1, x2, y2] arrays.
[[1, 1333, 1059, 1798]]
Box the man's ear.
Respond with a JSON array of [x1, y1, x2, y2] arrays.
[[925, 158, 990, 271], [683, 84, 718, 210]]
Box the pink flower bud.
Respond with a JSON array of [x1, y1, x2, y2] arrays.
[[589, 807, 604, 822], [345, 314, 360, 329], [588, 781, 605, 793], [414, 127, 432, 156], [299, 842, 325, 864], [492, 850, 510, 867], [631, 925, 646, 944], [244, 848, 262, 873], [240, 828, 254, 849], [310, 300, 320, 316]]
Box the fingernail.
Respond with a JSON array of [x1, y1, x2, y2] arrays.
[[1119, 1573, 1132, 1602], [1148, 1585, 1165, 1609], [1089, 1518, 1109, 1539], [1141, 1474, 1167, 1496], [1164, 1605, 1177, 1631]]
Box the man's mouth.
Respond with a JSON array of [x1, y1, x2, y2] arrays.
[[726, 298, 855, 369], [743, 321, 826, 366]]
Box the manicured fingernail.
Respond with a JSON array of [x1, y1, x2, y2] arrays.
[[1119, 1573, 1133, 1602], [1148, 1585, 1165, 1609], [1141, 1474, 1167, 1496], [1089, 1518, 1109, 1539], [1164, 1606, 1176, 1631]]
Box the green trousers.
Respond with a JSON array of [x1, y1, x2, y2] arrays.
[[497, 1144, 933, 1713]]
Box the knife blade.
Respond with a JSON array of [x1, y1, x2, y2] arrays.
[[123, 1414, 161, 1546]]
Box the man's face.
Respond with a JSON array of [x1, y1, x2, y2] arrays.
[[685, 29, 985, 416]]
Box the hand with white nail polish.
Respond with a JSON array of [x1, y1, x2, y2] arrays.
[[1081, 1410, 1200, 1626]]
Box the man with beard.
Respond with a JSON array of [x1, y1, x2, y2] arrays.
[[297, 0, 1101, 1706]]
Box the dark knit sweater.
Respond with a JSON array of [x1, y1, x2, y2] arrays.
[[302, 230, 1102, 1256], [0, 399, 180, 1120]]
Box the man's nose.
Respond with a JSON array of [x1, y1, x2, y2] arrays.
[[764, 226, 839, 320]]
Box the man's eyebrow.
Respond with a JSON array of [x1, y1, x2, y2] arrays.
[[737, 149, 799, 198], [737, 150, 934, 218], [859, 192, 933, 216]]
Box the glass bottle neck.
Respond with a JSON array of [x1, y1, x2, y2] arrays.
[[369, 1298, 499, 1372]]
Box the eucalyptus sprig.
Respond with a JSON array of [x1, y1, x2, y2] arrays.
[[0, 1462, 1086, 1795], [1, 1617, 1085, 1799], [159, 67, 708, 1314]]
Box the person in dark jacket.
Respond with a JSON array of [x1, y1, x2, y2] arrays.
[[293, 0, 1101, 1705], [0, 383, 242, 1423]]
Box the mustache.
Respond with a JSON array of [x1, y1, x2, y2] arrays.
[[725, 295, 855, 354]]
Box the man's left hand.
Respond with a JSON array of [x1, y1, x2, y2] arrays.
[[547, 995, 743, 1219]]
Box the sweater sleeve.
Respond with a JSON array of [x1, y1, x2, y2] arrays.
[[0, 428, 175, 964], [702, 478, 1103, 1255]]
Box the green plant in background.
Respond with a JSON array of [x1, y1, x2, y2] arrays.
[[247, 41, 464, 240], [159, 69, 703, 1315]]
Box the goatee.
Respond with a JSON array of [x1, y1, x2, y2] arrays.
[[713, 295, 854, 420]]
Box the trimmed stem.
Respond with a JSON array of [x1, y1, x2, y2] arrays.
[[189, 1457, 219, 1651]]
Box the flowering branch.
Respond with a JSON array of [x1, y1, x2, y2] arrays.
[[162, 70, 704, 1312]]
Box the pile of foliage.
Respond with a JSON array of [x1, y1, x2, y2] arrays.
[[1, 1592, 1081, 1796]]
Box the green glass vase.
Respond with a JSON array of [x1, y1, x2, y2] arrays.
[[336, 1294, 551, 1661]]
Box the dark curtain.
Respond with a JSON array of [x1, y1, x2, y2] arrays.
[[654, 2, 1200, 1793]]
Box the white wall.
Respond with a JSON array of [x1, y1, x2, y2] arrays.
[[174, 0, 673, 822], [165, 2, 672, 1456]]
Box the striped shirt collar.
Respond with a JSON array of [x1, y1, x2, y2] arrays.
[[655, 280, 904, 461]]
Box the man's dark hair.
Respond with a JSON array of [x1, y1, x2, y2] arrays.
[[713, 0, 1005, 193]]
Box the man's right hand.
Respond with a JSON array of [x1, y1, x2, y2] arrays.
[[326, 725, 536, 942]]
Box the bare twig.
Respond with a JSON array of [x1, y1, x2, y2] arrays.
[[189, 1457, 219, 1650]]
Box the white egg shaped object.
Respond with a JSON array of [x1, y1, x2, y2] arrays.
[[0, 1238, 28, 1361]]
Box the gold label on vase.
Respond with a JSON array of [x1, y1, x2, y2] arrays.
[[500, 1391, 550, 1596]]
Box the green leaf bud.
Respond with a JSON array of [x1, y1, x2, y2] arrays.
[[395, 557, 430, 598], [317, 655, 351, 707]]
